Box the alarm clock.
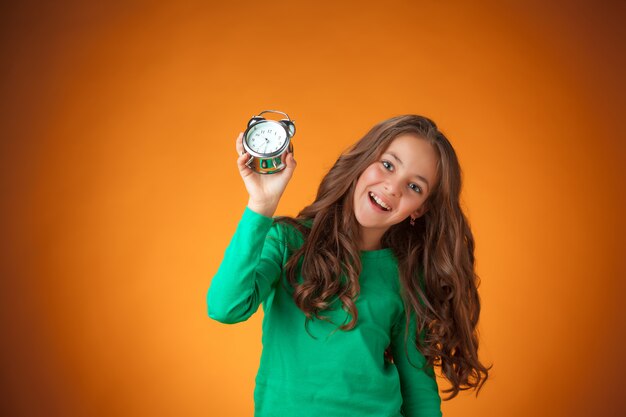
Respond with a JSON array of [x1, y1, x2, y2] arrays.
[[242, 110, 296, 174]]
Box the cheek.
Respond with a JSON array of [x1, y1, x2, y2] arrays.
[[404, 198, 425, 215], [360, 165, 383, 184], [355, 164, 389, 199]]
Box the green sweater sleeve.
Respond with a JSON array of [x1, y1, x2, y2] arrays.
[[390, 310, 442, 417], [207, 206, 285, 324]]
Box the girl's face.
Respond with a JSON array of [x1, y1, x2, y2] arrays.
[[352, 134, 439, 250]]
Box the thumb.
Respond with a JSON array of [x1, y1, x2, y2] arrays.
[[284, 151, 297, 175]]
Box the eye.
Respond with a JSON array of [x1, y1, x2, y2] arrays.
[[381, 160, 393, 171], [409, 183, 422, 193]]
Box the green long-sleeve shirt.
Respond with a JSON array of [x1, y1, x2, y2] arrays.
[[207, 207, 442, 417]]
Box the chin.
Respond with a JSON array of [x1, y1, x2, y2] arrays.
[[354, 211, 387, 229]]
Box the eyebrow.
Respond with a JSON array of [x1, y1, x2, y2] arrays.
[[385, 152, 430, 190]]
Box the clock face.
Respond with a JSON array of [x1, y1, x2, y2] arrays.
[[245, 122, 288, 155]]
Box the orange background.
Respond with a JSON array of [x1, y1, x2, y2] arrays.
[[1, 1, 625, 416]]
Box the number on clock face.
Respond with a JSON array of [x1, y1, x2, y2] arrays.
[[246, 123, 288, 155]]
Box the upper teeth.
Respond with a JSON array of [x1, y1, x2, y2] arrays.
[[370, 192, 390, 210]]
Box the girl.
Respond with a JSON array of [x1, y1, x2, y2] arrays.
[[207, 115, 490, 417]]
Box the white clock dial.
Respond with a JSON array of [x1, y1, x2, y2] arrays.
[[245, 122, 288, 155]]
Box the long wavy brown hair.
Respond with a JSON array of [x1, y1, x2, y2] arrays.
[[274, 114, 491, 400]]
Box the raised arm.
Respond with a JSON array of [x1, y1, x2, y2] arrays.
[[206, 132, 297, 324]]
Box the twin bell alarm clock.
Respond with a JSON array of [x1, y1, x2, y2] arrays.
[[242, 110, 296, 174]]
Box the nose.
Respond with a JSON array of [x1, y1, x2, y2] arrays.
[[384, 178, 401, 197]]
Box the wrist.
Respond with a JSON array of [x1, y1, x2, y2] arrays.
[[247, 199, 278, 218]]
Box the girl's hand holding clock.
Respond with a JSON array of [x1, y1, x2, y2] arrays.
[[236, 132, 296, 217]]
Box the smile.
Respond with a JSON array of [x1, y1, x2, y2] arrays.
[[369, 191, 392, 211]]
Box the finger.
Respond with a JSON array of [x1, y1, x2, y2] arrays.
[[235, 132, 244, 155], [237, 150, 252, 167], [237, 148, 251, 170]]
